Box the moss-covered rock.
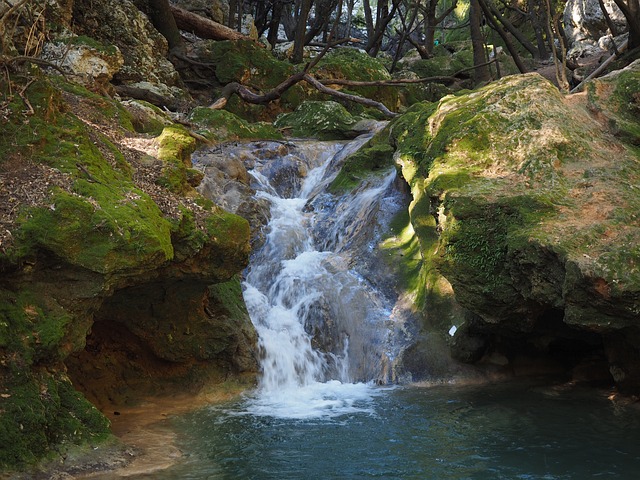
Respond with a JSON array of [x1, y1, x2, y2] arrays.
[[188, 107, 283, 143], [339, 71, 640, 388], [196, 39, 305, 121], [329, 125, 396, 192], [313, 48, 399, 112], [0, 72, 257, 470], [274, 100, 361, 140], [586, 59, 640, 145]]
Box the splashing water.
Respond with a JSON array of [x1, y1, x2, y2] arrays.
[[241, 136, 401, 419]]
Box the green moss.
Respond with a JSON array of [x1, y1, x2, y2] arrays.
[[51, 76, 134, 132], [15, 187, 173, 274], [0, 372, 110, 469], [314, 49, 399, 110], [329, 132, 395, 193], [205, 210, 251, 251], [208, 276, 249, 322], [156, 125, 197, 194], [157, 125, 196, 165], [188, 107, 283, 142], [274, 100, 359, 140]]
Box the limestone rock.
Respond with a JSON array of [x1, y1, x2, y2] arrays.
[[563, 0, 627, 47], [40, 39, 124, 91], [72, 0, 182, 88], [377, 72, 640, 391]]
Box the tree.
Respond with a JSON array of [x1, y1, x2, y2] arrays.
[[469, 0, 491, 84], [146, 0, 186, 54], [364, 0, 403, 55], [612, 0, 640, 50]]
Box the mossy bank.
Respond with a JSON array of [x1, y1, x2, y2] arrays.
[[0, 72, 258, 471]]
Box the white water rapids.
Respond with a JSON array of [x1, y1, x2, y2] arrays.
[[237, 136, 404, 419]]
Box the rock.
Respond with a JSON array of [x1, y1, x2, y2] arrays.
[[364, 72, 640, 391], [121, 99, 174, 134], [40, 38, 124, 92], [274, 100, 360, 140], [187, 107, 283, 143], [0, 74, 257, 468], [72, 0, 183, 88], [563, 0, 627, 47], [173, 0, 229, 24]]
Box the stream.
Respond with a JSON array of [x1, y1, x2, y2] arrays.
[[127, 135, 640, 479]]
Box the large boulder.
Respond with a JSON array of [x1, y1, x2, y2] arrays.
[[358, 67, 640, 390]]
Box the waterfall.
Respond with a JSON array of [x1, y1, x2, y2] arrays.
[[234, 134, 405, 419]]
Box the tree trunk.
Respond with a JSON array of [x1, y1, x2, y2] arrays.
[[363, 0, 375, 39], [169, 5, 253, 41], [477, 0, 528, 73], [365, 0, 401, 55], [292, 0, 313, 63], [148, 0, 185, 53], [267, 1, 284, 48], [485, 0, 538, 58], [612, 0, 640, 50], [528, 0, 548, 59], [469, 0, 491, 84]]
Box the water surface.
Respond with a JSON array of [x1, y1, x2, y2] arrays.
[[141, 380, 640, 479]]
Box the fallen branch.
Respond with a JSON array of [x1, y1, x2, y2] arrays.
[[169, 5, 254, 42], [209, 71, 306, 109], [302, 74, 397, 118], [570, 39, 629, 93], [209, 71, 397, 118]]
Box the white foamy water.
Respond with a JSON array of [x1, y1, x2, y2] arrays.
[[241, 137, 397, 419]]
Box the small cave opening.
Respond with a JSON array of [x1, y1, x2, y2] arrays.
[[65, 278, 257, 418], [65, 319, 201, 413], [479, 308, 614, 386]]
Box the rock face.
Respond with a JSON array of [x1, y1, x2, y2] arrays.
[[71, 0, 184, 90], [0, 74, 257, 469], [563, 0, 627, 46], [354, 66, 640, 390]]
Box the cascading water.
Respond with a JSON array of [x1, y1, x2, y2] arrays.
[[235, 135, 407, 419]]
